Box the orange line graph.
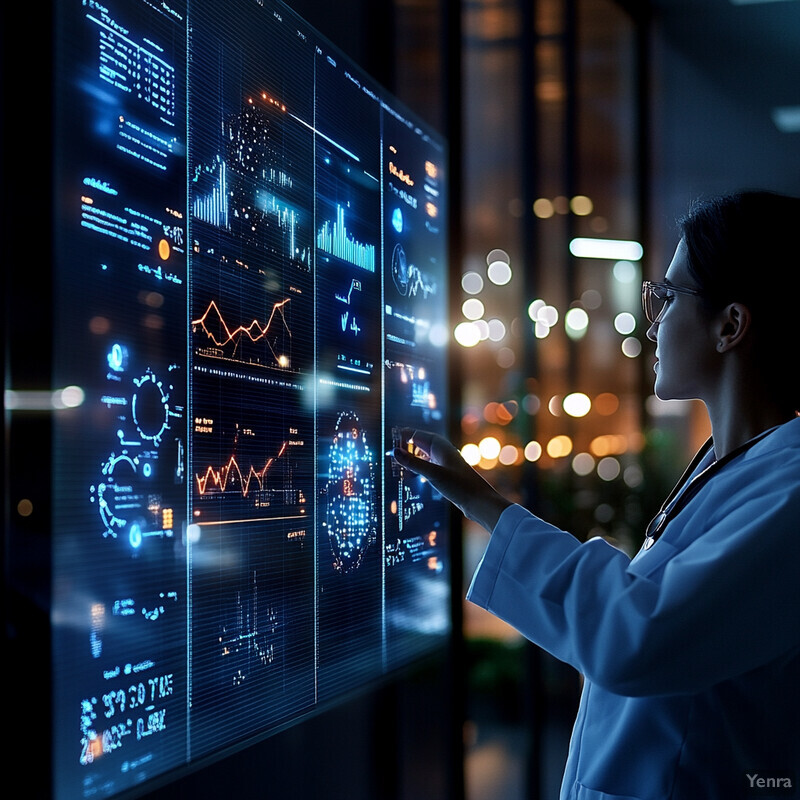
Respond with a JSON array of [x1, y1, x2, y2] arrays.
[[192, 298, 292, 367], [195, 441, 289, 497]]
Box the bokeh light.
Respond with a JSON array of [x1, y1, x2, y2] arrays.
[[614, 312, 636, 335], [486, 248, 510, 266], [553, 196, 569, 214], [524, 441, 543, 462], [497, 400, 518, 422], [548, 395, 563, 416], [462, 272, 484, 294], [570, 195, 593, 216], [622, 337, 642, 358], [479, 436, 502, 460], [613, 260, 637, 284], [594, 392, 619, 416], [563, 392, 591, 418], [624, 464, 644, 488], [487, 260, 512, 286], [17, 499, 33, 517], [59, 385, 86, 408], [569, 237, 643, 261], [597, 457, 621, 481], [487, 318, 506, 341], [522, 394, 541, 414], [539, 305, 559, 327], [595, 503, 615, 523], [571, 452, 596, 476], [528, 298, 545, 321], [499, 445, 520, 466], [454, 321, 481, 347], [590, 434, 628, 457], [461, 443, 481, 465], [546, 435, 573, 458], [496, 347, 515, 368], [565, 307, 589, 339], [581, 289, 602, 310], [462, 298, 485, 320], [533, 198, 554, 218]]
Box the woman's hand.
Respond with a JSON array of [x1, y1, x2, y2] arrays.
[[392, 428, 512, 532]]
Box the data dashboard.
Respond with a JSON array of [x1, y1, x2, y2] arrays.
[[45, 1, 450, 797]]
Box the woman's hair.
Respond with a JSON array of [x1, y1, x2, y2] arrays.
[[677, 190, 800, 412]]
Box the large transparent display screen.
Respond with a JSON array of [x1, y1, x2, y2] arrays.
[[51, 1, 449, 797]]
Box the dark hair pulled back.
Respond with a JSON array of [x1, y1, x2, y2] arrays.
[[677, 190, 800, 413]]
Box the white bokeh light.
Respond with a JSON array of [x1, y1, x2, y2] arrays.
[[614, 312, 636, 335], [563, 392, 592, 418], [462, 298, 485, 320], [479, 436, 502, 460], [461, 443, 481, 465], [487, 318, 506, 341], [572, 452, 596, 476], [622, 337, 642, 358], [59, 385, 86, 408], [462, 271, 484, 294], [524, 441, 542, 462], [613, 260, 637, 284], [539, 305, 559, 327], [528, 298, 546, 321], [597, 457, 621, 481], [569, 237, 643, 261], [487, 260, 513, 285], [499, 445, 519, 465], [454, 321, 481, 347], [565, 307, 589, 339], [486, 248, 510, 265]]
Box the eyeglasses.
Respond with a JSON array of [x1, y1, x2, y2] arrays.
[[641, 280, 702, 324]]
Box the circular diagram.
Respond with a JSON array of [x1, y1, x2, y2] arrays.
[[324, 411, 377, 573]]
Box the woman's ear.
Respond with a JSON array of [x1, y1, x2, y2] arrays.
[[716, 302, 752, 353]]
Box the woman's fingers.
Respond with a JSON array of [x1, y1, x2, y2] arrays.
[[396, 428, 460, 468], [392, 430, 512, 531]]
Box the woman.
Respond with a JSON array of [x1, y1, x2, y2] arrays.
[[394, 191, 800, 799]]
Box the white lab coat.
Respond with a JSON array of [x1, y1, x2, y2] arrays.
[[467, 416, 800, 799]]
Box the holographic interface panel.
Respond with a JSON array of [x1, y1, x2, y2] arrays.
[[49, 1, 449, 797]]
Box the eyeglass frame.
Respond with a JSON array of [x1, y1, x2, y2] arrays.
[[641, 280, 702, 325]]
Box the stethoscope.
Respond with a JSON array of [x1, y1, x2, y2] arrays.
[[641, 426, 780, 551]]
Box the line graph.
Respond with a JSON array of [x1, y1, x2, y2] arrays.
[[194, 448, 308, 511], [193, 418, 310, 522], [191, 298, 294, 370], [195, 442, 288, 498], [334, 278, 362, 305]]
